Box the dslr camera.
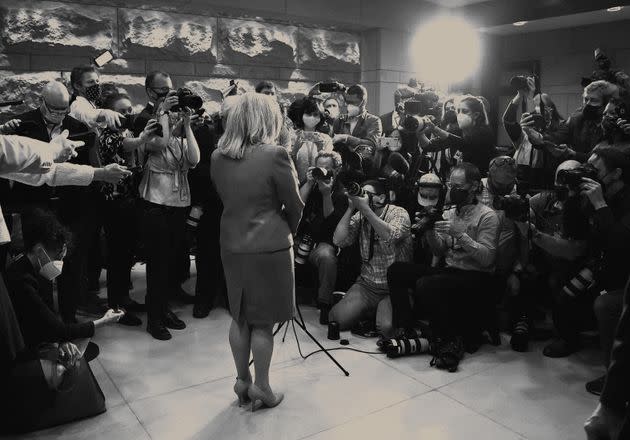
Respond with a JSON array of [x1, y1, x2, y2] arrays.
[[556, 164, 599, 190], [493, 194, 530, 222], [318, 81, 346, 94], [311, 167, 332, 181], [509, 74, 540, 93], [337, 168, 365, 197], [411, 206, 444, 235], [170, 88, 203, 112]]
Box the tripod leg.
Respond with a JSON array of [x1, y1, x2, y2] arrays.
[[282, 320, 290, 342], [292, 318, 349, 376]]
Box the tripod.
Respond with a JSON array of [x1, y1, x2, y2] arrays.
[[249, 302, 350, 376]]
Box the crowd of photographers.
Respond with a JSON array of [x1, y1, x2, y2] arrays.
[[1, 46, 630, 434]]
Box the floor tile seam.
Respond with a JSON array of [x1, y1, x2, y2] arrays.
[[366, 352, 439, 389], [124, 402, 155, 440], [435, 389, 529, 439], [294, 390, 432, 440]]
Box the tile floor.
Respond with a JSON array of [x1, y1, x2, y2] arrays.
[[10, 261, 603, 440]]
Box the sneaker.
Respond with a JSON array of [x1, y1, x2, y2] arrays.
[[147, 323, 172, 341], [510, 317, 530, 352], [163, 310, 186, 330], [430, 338, 464, 372], [585, 375, 606, 396], [351, 320, 378, 338], [543, 338, 579, 358]]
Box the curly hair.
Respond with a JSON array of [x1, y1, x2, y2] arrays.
[[315, 150, 343, 169], [584, 80, 619, 103], [21, 208, 71, 254]]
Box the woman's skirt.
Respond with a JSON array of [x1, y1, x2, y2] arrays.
[[221, 247, 295, 325]]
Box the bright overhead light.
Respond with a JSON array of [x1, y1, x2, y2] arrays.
[[410, 15, 481, 87], [513, 21, 528, 26], [607, 6, 623, 12]]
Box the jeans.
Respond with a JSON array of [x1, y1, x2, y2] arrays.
[[329, 278, 392, 335], [308, 243, 337, 306], [141, 201, 187, 326], [103, 197, 137, 309]]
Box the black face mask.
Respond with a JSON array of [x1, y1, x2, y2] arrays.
[[583, 104, 603, 121], [449, 187, 470, 206], [554, 185, 569, 201], [84, 84, 101, 103]]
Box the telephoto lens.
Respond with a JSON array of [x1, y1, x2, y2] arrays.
[[384, 336, 431, 358], [345, 182, 364, 197], [294, 235, 314, 265]]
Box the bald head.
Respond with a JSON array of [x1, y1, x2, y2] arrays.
[[555, 160, 581, 183], [42, 81, 70, 108]]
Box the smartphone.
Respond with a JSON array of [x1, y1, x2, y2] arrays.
[[93, 50, 113, 68]]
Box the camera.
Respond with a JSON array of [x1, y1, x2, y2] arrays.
[[510, 74, 539, 92], [171, 88, 203, 112], [337, 169, 364, 197], [531, 113, 546, 132], [556, 164, 599, 190], [493, 194, 530, 222], [311, 167, 332, 181], [411, 206, 444, 235], [318, 81, 346, 93], [118, 115, 135, 131], [381, 336, 431, 358]]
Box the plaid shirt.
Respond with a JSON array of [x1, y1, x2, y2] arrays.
[[336, 204, 412, 289]]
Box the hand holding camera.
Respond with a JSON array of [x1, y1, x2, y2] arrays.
[[580, 177, 606, 209], [140, 119, 161, 140], [94, 308, 125, 328], [0, 118, 21, 134], [161, 91, 180, 113], [349, 192, 370, 214], [58, 342, 82, 368], [434, 220, 466, 238], [99, 163, 132, 184], [98, 109, 125, 130], [617, 118, 630, 135]]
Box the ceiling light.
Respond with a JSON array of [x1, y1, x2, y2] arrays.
[[513, 21, 528, 26], [607, 6, 623, 12]]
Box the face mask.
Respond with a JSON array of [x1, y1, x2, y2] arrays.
[[449, 187, 470, 206], [347, 105, 361, 118], [443, 110, 458, 125], [154, 89, 170, 99], [84, 84, 101, 103], [554, 185, 569, 201], [583, 104, 603, 121], [456, 113, 473, 130], [417, 195, 438, 207], [38, 249, 63, 281], [302, 115, 320, 129]]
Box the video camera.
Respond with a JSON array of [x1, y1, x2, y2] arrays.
[[556, 164, 599, 191]]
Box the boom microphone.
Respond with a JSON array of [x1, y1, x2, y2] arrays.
[[388, 152, 410, 175]]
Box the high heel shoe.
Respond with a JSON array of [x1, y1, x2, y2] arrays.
[[234, 378, 252, 407], [247, 384, 284, 412]]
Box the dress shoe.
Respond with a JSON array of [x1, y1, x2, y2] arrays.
[[118, 312, 142, 327], [147, 323, 172, 340], [193, 302, 211, 319], [163, 310, 186, 330], [247, 384, 284, 412], [543, 338, 579, 358]]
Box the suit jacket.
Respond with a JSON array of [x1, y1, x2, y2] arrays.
[[9, 109, 94, 206], [380, 111, 397, 137], [332, 111, 383, 150], [211, 144, 304, 254]]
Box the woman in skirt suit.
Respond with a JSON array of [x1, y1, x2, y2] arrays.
[[211, 92, 304, 411]]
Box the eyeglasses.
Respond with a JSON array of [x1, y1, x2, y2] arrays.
[[445, 181, 470, 190], [43, 100, 69, 115], [150, 86, 171, 94]]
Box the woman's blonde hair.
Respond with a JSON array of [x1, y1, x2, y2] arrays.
[[217, 92, 283, 159]]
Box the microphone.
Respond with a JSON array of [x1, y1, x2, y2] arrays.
[[388, 152, 410, 175]]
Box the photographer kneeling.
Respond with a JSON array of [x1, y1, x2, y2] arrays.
[[388, 163, 500, 372], [295, 151, 347, 325], [329, 179, 412, 336]]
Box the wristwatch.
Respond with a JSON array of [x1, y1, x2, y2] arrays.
[[157, 109, 167, 117]]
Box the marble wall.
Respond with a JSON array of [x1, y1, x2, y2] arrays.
[[0, 0, 361, 118]]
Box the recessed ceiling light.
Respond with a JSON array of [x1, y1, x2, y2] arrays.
[[513, 21, 528, 26], [607, 6, 623, 12]]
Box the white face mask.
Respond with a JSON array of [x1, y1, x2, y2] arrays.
[[417, 195, 438, 207], [38, 249, 63, 281], [325, 104, 340, 119], [347, 104, 361, 118], [302, 114, 320, 129], [457, 113, 473, 130]]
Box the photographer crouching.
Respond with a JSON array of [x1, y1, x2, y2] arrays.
[[329, 177, 412, 337], [387, 163, 500, 372], [295, 151, 348, 325]]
